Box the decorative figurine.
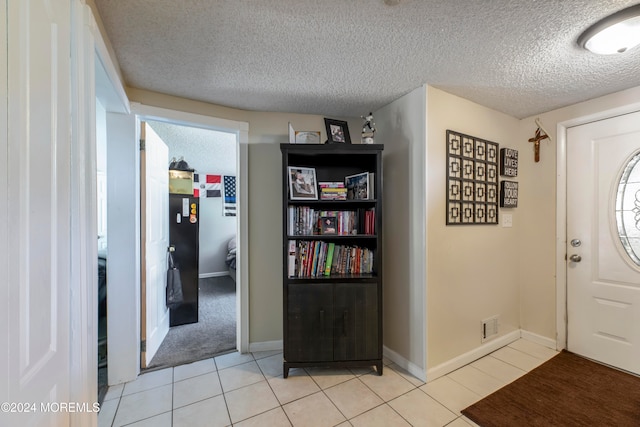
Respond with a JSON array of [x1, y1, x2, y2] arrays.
[[361, 112, 376, 144]]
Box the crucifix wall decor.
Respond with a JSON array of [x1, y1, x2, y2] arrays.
[[528, 127, 549, 162], [528, 118, 552, 162], [446, 130, 499, 225]]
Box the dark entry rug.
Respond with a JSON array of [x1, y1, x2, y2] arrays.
[[147, 276, 236, 370], [462, 350, 640, 427]]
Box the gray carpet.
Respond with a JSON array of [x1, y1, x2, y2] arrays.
[[147, 276, 236, 370]]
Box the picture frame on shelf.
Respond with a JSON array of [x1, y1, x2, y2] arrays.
[[324, 118, 351, 144], [320, 216, 337, 234], [296, 131, 321, 144], [289, 122, 321, 144], [288, 166, 318, 200], [345, 171, 370, 200]]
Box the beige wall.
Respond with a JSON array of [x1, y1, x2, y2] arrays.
[[375, 85, 427, 374], [425, 85, 640, 368], [127, 87, 361, 344], [426, 87, 521, 368]]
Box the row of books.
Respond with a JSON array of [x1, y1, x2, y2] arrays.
[[287, 206, 376, 236], [287, 240, 375, 277], [319, 182, 347, 200]]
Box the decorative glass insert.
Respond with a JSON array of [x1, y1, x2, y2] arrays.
[[446, 130, 499, 225], [616, 151, 640, 266]]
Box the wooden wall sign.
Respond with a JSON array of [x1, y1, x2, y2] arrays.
[[500, 148, 518, 177], [500, 180, 518, 208]]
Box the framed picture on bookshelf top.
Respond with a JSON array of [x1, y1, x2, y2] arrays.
[[324, 118, 351, 144], [288, 166, 318, 200]]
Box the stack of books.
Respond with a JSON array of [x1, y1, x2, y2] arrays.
[[319, 182, 347, 200]]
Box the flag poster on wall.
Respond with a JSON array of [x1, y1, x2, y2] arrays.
[[223, 175, 236, 216], [193, 174, 221, 198]]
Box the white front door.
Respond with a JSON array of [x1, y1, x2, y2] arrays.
[[141, 122, 170, 367], [4, 0, 73, 425], [567, 111, 640, 375]]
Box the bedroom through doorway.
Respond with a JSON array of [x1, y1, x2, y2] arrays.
[[144, 119, 239, 371]]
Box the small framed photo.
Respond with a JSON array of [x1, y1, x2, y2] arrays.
[[288, 166, 318, 200], [320, 216, 337, 234], [345, 172, 370, 200], [324, 118, 351, 144]]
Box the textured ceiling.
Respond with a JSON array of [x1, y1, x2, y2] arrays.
[[94, 0, 640, 119]]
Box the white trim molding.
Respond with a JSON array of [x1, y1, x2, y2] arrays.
[[199, 271, 230, 279], [383, 345, 427, 383], [249, 340, 283, 353], [131, 103, 250, 354], [426, 330, 521, 381]]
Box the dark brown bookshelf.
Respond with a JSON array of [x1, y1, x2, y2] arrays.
[[281, 143, 383, 378]]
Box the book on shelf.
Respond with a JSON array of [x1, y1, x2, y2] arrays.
[[287, 240, 297, 277], [363, 208, 375, 235], [324, 242, 335, 276], [320, 189, 347, 200], [318, 181, 345, 188]]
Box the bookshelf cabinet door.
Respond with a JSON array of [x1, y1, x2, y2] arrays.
[[286, 283, 333, 362], [334, 283, 379, 361]]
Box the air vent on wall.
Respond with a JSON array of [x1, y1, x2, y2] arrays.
[[481, 315, 499, 343]]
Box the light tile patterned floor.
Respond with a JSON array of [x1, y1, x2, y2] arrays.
[[99, 339, 558, 427]]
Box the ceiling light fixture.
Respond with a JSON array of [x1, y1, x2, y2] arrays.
[[578, 4, 640, 54]]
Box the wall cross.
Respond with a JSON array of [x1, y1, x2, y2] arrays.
[[528, 127, 549, 162]]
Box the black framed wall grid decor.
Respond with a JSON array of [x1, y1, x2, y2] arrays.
[[446, 130, 499, 225]]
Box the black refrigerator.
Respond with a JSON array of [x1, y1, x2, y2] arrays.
[[169, 194, 199, 326]]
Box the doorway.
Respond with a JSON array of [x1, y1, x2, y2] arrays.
[[561, 109, 640, 375], [144, 119, 239, 370], [103, 103, 248, 387]]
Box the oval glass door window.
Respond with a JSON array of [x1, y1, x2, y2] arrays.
[[616, 151, 640, 266]]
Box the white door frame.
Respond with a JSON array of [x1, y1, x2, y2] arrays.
[[131, 103, 250, 354], [555, 100, 640, 350], [92, 5, 134, 386]]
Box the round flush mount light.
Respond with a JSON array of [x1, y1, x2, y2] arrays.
[[578, 4, 640, 54]]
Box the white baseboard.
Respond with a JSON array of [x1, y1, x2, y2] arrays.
[[383, 346, 426, 382], [199, 271, 230, 279], [426, 329, 521, 382], [520, 329, 558, 350], [246, 331, 557, 378], [248, 340, 283, 353]]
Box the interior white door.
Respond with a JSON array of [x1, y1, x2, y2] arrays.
[[141, 122, 170, 367], [567, 111, 640, 375], [5, 0, 72, 425]]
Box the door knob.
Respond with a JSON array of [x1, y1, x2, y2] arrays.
[[569, 254, 582, 262]]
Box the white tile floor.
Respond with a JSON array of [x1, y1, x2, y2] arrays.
[[98, 339, 558, 427]]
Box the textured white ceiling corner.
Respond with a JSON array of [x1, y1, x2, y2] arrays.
[[94, 0, 640, 119]]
